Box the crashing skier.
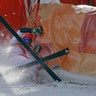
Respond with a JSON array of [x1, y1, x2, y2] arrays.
[[8, 25, 51, 83]]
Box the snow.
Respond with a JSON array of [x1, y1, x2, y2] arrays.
[[0, 46, 96, 96], [0, 75, 96, 96], [40, 0, 60, 4]]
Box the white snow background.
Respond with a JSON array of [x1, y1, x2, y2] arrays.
[[0, 44, 96, 96]]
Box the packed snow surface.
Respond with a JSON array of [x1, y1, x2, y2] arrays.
[[0, 75, 96, 96], [0, 46, 96, 96]]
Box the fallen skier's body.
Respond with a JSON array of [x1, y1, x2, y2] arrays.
[[8, 29, 53, 83]]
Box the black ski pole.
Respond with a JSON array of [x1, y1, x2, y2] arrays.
[[0, 15, 61, 82]]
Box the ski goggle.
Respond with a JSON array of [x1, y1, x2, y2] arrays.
[[22, 33, 33, 45]]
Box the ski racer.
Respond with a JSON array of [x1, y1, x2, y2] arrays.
[[8, 26, 53, 83]]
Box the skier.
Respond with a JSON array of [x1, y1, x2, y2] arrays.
[[8, 26, 53, 83]]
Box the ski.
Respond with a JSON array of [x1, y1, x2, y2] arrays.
[[0, 15, 66, 82], [8, 48, 69, 71]]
